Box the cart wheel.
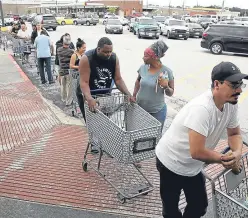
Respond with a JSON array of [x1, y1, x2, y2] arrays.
[[72, 111, 75, 117], [82, 162, 88, 172], [117, 193, 126, 204]]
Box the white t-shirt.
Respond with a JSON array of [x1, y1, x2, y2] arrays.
[[17, 29, 30, 39], [155, 89, 239, 177]]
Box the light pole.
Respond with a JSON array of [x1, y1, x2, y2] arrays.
[[0, 0, 4, 27]]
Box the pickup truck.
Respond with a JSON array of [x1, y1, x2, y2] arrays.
[[133, 17, 160, 39], [0, 16, 14, 26], [162, 19, 189, 40]]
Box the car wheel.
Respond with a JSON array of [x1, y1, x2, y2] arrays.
[[61, 21, 65, 25], [52, 27, 57, 31], [133, 30, 136, 35], [86, 21, 90, 26], [105, 29, 108, 34], [210, 42, 223, 54], [137, 31, 141, 39], [74, 21, 78, 25], [93, 23, 97, 26], [156, 36, 159, 39], [184, 37, 188, 40], [167, 31, 171, 39]]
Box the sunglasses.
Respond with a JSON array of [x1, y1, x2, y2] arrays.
[[220, 81, 246, 89]]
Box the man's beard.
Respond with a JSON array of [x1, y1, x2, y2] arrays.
[[227, 93, 240, 105]]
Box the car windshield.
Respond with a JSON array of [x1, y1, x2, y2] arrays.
[[155, 17, 166, 22], [169, 20, 185, 26], [107, 19, 121, 25], [43, 16, 56, 21], [130, 19, 135, 23], [140, 19, 157, 25]]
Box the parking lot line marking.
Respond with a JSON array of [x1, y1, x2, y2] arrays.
[[177, 65, 211, 85]]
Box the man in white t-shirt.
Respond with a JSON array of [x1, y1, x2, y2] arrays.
[[155, 62, 248, 218], [17, 23, 30, 40]]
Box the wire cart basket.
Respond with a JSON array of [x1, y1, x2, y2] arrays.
[[82, 91, 162, 203], [69, 69, 81, 117], [203, 141, 248, 218]]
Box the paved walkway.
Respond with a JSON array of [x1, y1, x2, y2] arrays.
[[0, 50, 248, 218]]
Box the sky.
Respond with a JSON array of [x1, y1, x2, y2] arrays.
[[146, 0, 248, 9]]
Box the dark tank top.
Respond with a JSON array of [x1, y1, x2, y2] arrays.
[[76, 48, 116, 96]]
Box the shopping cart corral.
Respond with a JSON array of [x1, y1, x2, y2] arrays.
[[203, 139, 248, 218], [82, 91, 162, 203]]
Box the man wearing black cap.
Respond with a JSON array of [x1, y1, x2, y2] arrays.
[[155, 61, 247, 218]]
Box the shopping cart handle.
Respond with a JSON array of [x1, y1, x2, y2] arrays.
[[90, 88, 118, 93]]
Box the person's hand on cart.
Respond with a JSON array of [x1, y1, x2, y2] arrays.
[[221, 150, 242, 170], [87, 97, 98, 112]]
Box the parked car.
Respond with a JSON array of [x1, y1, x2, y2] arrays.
[[234, 17, 248, 26], [201, 24, 248, 54], [103, 16, 119, 25], [104, 13, 116, 19], [186, 23, 204, 38], [162, 19, 189, 40], [190, 14, 203, 23], [153, 16, 166, 34], [33, 14, 58, 31], [56, 14, 76, 25], [74, 14, 99, 25], [198, 17, 213, 29], [128, 18, 136, 32], [2, 15, 14, 26], [133, 17, 160, 39], [119, 17, 129, 26], [203, 15, 219, 23], [105, 19, 123, 34]]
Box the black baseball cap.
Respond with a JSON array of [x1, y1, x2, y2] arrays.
[[212, 62, 248, 83]]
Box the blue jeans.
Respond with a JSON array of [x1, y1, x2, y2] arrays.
[[150, 104, 167, 130], [38, 57, 53, 83]]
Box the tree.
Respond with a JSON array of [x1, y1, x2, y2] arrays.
[[107, 7, 116, 14], [27, 9, 32, 14]]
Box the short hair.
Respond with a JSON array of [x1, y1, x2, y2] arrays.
[[97, 37, 112, 48], [40, 30, 47, 35], [63, 35, 71, 45]]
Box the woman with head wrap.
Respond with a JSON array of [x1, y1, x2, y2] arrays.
[[133, 40, 174, 130]]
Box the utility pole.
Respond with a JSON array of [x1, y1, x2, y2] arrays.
[[56, 0, 58, 14], [182, 0, 185, 13], [0, 0, 4, 27], [168, 0, 171, 16]]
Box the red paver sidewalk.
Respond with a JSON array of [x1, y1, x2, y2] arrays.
[[0, 53, 248, 217]]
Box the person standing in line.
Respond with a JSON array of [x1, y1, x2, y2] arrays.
[[70, 38, 86, 70], [77, 37, 135, 153], [34, 30, 55, 84], [57, 35, 74, 106], [133, 40, 174, 131], [31, 23, 49, 44], [155, 62, 247, 218]]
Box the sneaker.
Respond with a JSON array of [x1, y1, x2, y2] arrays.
[[41, 81, 47, 84], [49, 81, 55, 84]]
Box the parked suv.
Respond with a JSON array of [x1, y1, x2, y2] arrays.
[[33, 14, 58, 31], [74, 14, 99, 26], [162, 19, 189, 40], [201, 24, 248, 54], [133, 17, 160, 39]]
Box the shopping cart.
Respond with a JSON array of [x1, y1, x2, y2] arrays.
[[82, 91, 162, 203], [203, 140, 248, 218], [69, 69, 81, 117]]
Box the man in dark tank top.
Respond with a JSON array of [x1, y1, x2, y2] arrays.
[[77, 37, 135, 153]]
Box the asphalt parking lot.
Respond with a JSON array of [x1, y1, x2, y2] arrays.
[[28, 23, 248, 133]]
